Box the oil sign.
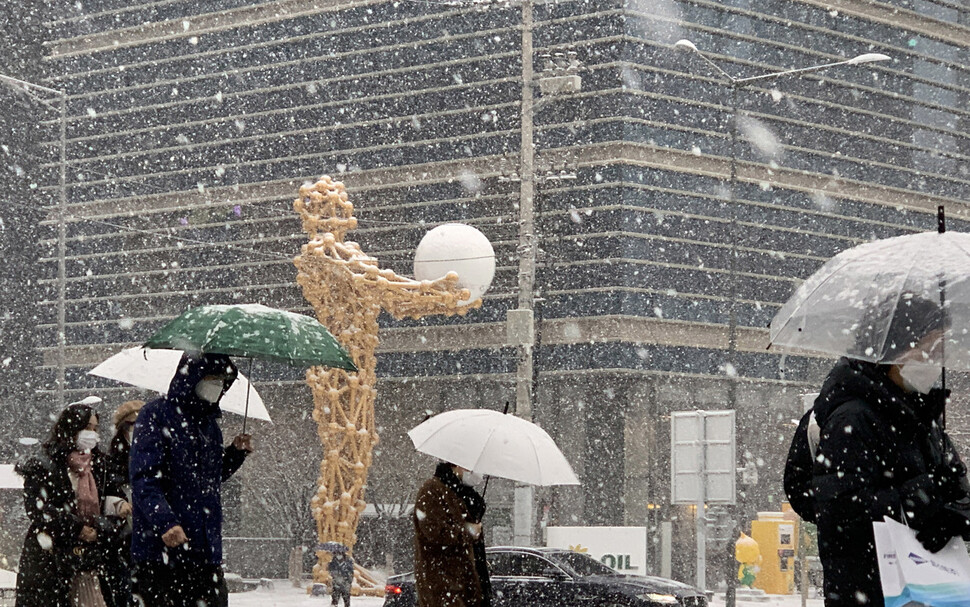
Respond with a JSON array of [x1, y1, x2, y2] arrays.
[[546, 527, 647, 573]]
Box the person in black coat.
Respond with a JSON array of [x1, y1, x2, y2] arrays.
[[15, 399, 128, 607], [327, 551, 354, 607], [101, 400, 144, 607], [789, 293, 970, 607], [130, 353, 252, 607]]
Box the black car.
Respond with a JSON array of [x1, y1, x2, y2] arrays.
[[384, 546, 707, 607]]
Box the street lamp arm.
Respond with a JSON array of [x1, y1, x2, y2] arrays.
[[673, 40, 737, 83], [734, 53, 890, 86], [0, 72, 65, 98]]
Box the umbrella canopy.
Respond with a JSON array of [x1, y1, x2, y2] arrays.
[[144, 304, 356, 371], [770, 230, 970, 368], [89, 347, 272, 422], [407, 409, 580, 486]]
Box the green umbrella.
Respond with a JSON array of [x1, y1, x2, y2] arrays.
[[145, 304, 356, 432], [144, 304, 357, 371]]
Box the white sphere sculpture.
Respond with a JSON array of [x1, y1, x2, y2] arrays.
[[414, 223, 495, 304]]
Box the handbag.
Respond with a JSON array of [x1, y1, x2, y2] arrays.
[[874, 516, 970, 607], [69, 570, 108, 607]]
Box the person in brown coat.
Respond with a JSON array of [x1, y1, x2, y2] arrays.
[[413, 462, 490, 607]]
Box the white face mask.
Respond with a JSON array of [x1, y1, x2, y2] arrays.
[[899, 362, 942, 394], [195, 379, 225, 403], [126, 426, 134, 444], [76, 430, 99, 452], [462, 470, 485, 487]]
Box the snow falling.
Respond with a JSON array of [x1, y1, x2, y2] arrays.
[[1, 0, 968, 605]]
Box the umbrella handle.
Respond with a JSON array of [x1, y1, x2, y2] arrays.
[[242, 357, 254, 435]]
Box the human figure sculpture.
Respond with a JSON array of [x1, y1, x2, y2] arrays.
[[293, 175, 479, 593]]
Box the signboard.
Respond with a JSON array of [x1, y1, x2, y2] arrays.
[[0, 465, 22, 490], [546, 526, 647, 574], [670, 410, 736, 504]]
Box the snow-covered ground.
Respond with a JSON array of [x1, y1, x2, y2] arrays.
[[709, 594, 824, 607], [227, 583, 386, 607], [226, 582, 824, 607]]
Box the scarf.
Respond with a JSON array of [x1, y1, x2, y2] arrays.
[[434, 462, 486, 523], [67, 451, 99, 524]]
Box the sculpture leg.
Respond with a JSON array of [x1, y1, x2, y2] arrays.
[[308, 366, 381, 594]]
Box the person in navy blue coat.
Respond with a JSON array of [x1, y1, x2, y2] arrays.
[[129, 353, 253, 607]]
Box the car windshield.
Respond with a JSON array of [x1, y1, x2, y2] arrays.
[[551, 552, 617, 577]]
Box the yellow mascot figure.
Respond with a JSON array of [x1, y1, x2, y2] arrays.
[[735, 532, 761, 588]]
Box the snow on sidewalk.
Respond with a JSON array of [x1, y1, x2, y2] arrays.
[[228, 582, 824, 607], [227, 582, 386, 607], [710, 594, 825, 607]]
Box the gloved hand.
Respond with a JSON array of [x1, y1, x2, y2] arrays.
[[925, 387, 951, 408], [903, 465, 967, 508], [916, 388, 951, 424], [916, 509, 970, 553], [934, 460, 968, 502], [902, 473, 940, 508]]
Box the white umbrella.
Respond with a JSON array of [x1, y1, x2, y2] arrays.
[[88, 347, 272, 422], [407, 409, 579, 486]]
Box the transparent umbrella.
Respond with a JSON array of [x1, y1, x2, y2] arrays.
[[770, 228, 970, 369]]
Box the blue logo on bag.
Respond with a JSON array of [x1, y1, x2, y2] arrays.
[[908, 553, 927, 565]]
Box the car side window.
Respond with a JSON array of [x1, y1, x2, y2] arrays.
[[510, 553, 555, 577], [487, 552, 513, 576]]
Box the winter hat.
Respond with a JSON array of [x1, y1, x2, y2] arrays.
[[876, 292, 949, 361], [113, 400, 145, 429]]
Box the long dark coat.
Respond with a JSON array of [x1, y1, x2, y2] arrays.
[[413, 476, 483, 607], [129, 353, 248, 566], [808, 358, 970, 607], [101, 433, 134, 607], [15, 449, 124, 607], [327, 554, 354, 591]]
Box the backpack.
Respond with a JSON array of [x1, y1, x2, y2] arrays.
[[784, 408, 821, 523]]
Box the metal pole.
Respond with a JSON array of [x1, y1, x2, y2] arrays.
[[726, 84, 739, 366], [799, 525, 808, 607], [724, 84, 740, 607], [696, 410, 707, 591], [673, 43, 887, 605], [57, 94, 67, 408], [513, 0, 536, 547], [0, 74, 68, 406]]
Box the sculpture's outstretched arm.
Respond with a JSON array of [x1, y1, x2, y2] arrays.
[[297, 233, 482, 320], [369, 266, 481, 319]]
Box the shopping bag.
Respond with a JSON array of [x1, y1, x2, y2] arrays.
[[874, 516, 970, 607]]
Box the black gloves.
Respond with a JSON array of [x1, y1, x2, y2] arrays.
[[902, 464, 967, 509], [925, 387, 951, 407], [902, 473, 942, 509], [916, 508, 970, 553], [934, 460, 969, 503]]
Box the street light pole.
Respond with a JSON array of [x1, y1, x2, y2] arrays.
[[512, 0, 537, 547], [0, 73, 69, 408], [671, 41, 889, 604]]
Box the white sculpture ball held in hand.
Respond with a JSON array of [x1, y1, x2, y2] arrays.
[[413, 223, 496, 304]]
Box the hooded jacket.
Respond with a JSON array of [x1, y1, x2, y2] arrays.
[[130, 353, 248, 565], [809, 358, 969, 605]]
